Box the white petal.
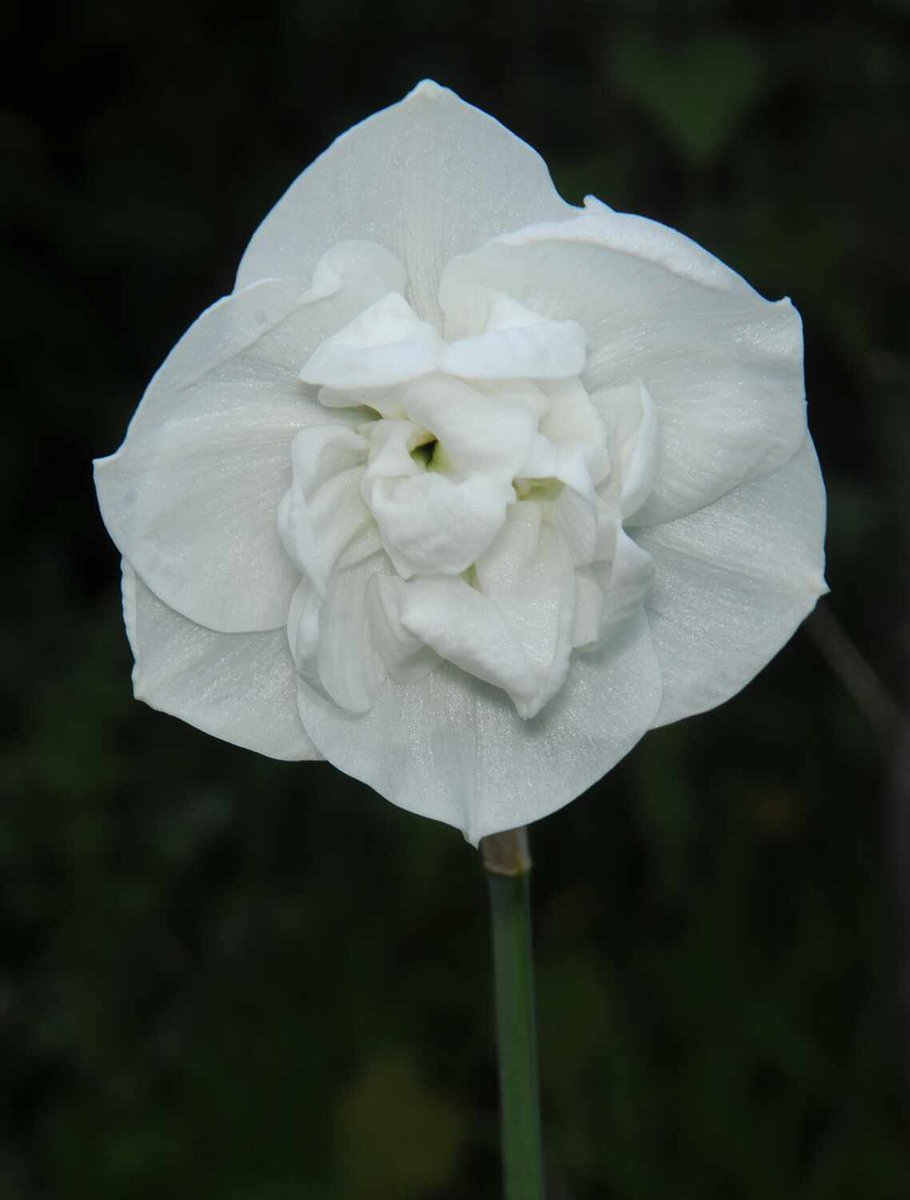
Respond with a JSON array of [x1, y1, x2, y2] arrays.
[[365, 418, 423, 478], [597, 378, 658, 520], [296, 610, 662, 843], [288, 557, 388, 714], [598, 528, 656, 633], [635, 438, 827, 727], [539, 378, 609, 483], [366, 573, 440, 683], [299, 240, 407, 303], [496, 197, 759, 296], [475, 503, 576, 715], [439, 285, 586, 380], [519, 432, 558, 480], [573, 570, 604, 648], [441, 318, 586, 380], [284, 423, 369, 494], [402, 375, 537, 480], [127, 276, 403, 439], [285, 575, 323, 694], [277, 425, 375, 594], [97, 401, 304, 634], [441, 208, 806, 524], [236, 81, 576, 319], [299, 293, 444, 389], [95, 275, 394, 634], [552, 484, 598, 566], [317, 385, 406, 418], [278, 465, 376, 594], [122, 562, 319, 760], [398, 576, 539, 710], [364, 471, 512, 578]]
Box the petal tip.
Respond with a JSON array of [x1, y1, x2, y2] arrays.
[[407, 79, 450, 102], [809, 574, 830, 599]]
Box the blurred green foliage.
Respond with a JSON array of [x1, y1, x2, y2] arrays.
[[4, 0, 910, 1196]]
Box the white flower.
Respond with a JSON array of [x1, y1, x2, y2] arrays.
[[94, 81, 826, 843]]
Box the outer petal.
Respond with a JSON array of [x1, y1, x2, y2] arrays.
[[440, 204, 806, 524], [296, 611, 662, 843], [122, 562, 320, 761], [635, 438, 827, 728], [95, 275, 390, 634], [235, 81, 576, 320]]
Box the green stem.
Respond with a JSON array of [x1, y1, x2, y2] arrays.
[[482, 827, 545, 1200]]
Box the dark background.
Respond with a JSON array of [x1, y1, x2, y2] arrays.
[[4, 1, 910, 1196]]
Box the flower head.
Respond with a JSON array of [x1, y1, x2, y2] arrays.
[[94, 81, 826, 842]]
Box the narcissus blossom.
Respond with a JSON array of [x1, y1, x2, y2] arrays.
[[94, 81, 826, 842]]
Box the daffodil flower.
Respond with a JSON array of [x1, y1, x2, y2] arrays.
[[94, 81, 826, 842]]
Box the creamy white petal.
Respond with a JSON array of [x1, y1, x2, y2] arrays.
[[475, 503, 577, 715], [277, 426, 373, 595], [299, 293, 444, 389], [122, 562, 319, 761], [365, 418, 423, 477], [317, 384, 407, 418], [552, 484, 598, 567], [635, 438, 827, 727], [296, 610, 662, 843], [573, 570, 604, 649], [399, 576, 539, 709], [366, 573, 440, 683], [125, 276, 405, 438], [235, 81, 576, 319], [97, 400, 305, 634], [599, 528, 656, 634], [95, 275, 394, 634], [494, 197, 759, 297], [284, 423, 369, 494], [539, 378, 609, 484], [439, 285, 586, 380], [299, 240, 407, 304], [364, 471, 513, 578], [371, 507, 578, 719], [440, 209, 806, 524], [288, 557, 388, 715], [401, 375, 537, 480], [598, 378, 659, 520], [441, 319, 586, 381], [278, 465, 375, 595], [286, 575, 322, 692]]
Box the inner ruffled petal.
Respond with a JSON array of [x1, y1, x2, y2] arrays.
[[438, 287, 586, 380], [287, 557, 388, 714], [277, 425, 373, 595], [299, 292, 444, 389], [298, 240, 408, 305], [593, 378, 659, 521], [474, 502, 576, 715], [401, 374, 537, 481], [276, 249, 661, 720], [398, 575, 540, 713], [364, 469, 514, 578]]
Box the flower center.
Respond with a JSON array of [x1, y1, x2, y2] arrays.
[[276, 245, 660, 719], [409, 436, 439, 470]]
